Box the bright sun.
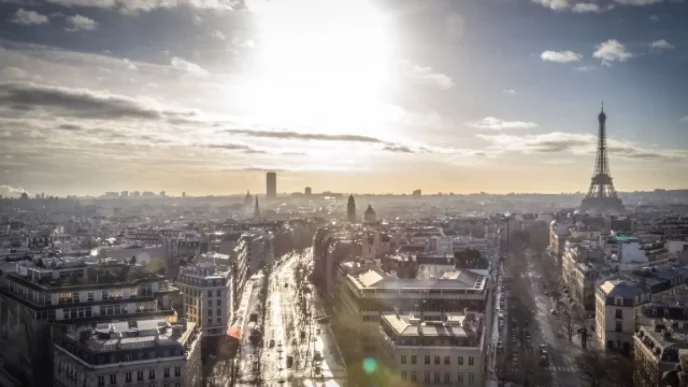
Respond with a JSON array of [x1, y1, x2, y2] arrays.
[[243, 0, 392, 134]]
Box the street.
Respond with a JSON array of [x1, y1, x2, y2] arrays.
[[259, 249, 346, 387], [526, 255, 582, 387]]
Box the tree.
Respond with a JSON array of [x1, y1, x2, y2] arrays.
[[150, 260, 166, 275], [575, 349, 633, 387], [454, 248, 489, 269]]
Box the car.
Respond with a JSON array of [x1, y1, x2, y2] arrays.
[[540, 355, 549, 366]]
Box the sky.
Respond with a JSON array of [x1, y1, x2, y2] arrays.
[[0, 0, 687, 197]]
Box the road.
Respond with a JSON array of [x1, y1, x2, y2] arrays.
[[231, 273, 265, 386], [526, 256, 581, 387], [260, 249, 346, 387]]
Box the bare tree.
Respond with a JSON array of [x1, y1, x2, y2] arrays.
[[575, 349, 633, 387]]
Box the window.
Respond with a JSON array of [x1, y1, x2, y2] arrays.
[[434, 371, 440, 384], [411, 371, 417, 381], [411, 355, 417, 364], [164, 368, 170, 378], [109, 374, 116, 384], [615, 321, 622, 332], [401, 370, 407, 380], [208, 309, 213, 316], [468, 372, 475, 385], [149, 369, 155, 380], [208, 318, 212, 325], [208, 290, 212, 297], [217, 299, 221, 306], [216, 289, 221, 297], [444, 356, 450, 365], [401, 355, 407, 364], [458, 356, 464, 365], [208, 299, 212, 307], [615, 296, 623, 306], [72, 292, 79, 302], [137, 371, 144, 381], [615, 309, 623, 319], [102, 290, 109, 300], [175, 383, 181, 387], [434, 356, 440, 365], [424, 355, 430, 365], [125, 372, 132, 382], [174, 366, 181, 377], [444, 372, 451, 384], [468, 356, 474, 366], [458, 373, 464, 384], [98, 376, 104, 386], [87, 292, 94, 302], [424, 371, 430, 383], [217, 317, 222, 324]]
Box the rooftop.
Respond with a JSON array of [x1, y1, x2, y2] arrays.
[[381, 312, 484, 338], [349, 267, 487, 292], [65, 318, 196, 353]]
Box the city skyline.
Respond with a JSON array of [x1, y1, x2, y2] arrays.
[[1, 0, 687, 196]]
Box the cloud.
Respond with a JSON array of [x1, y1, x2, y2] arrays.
[[593, 39, 633, 64], [170, 57, 209, 77], [0, 81, 162, 119], [66, 14, 98, 31], [0, 184, 27, 197], [57, 123, 83, 131], [575, 65, 596, 71], [44, 0, 240, 14], [502, 89, 517, 95], [382, 144, 414, 153], [613, 0, 662, 5], [11, 9, 49, 25], [227, 129, 385, 143], [0, 67, 31, 79], [478, 132, 686, 160], [572, 3, 601, 12], [401, 60, 454, 90], [541, 50, 583, 63], [681, 116, 688, 123], [468, 117, 539, 131], [532, 0, 570, 10], [649, 39, 675, 50], [648, 14, 660, 21], [212, 30, 226, 40]]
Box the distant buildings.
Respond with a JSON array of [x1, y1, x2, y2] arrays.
[[347, 195, 356, 223], [413, 189, 422, 197], [53, 318, 202, 387], [305, 186, 312, 196], [364, 204, 376, 222], [266, 172, 277, 199]]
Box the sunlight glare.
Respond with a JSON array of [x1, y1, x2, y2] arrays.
[[244, 0, 392, 133]]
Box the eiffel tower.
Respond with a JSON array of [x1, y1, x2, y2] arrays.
[[579, 103, 625, 214]]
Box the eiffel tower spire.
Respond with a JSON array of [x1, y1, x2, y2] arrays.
[[579, 104, 625, 214]]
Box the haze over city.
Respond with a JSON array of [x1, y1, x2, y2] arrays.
[[1, 0, 688, 196]]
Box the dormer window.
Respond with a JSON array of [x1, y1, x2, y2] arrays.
[[615, 297, 623, 306]]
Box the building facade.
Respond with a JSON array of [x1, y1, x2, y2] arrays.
[[53, 319, 202, 387], [176, 262, 232, 337]]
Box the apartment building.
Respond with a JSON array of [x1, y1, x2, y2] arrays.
[[634, 300, 688, 387], [380, 312, 485, 387], [561, 242, 614, 311], [0, 257, 178, 386], [232, 232, 274, 297], [53, 318, 202, 387], [176, 262, 232, 337], [595, 265, 688, 353]]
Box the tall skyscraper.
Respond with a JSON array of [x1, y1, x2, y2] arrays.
[[305, 186, 312, 196], [266, 172, 277, 199], [347, 195, 356, 223]]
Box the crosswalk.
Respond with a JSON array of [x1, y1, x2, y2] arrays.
[[545, 365, 578, 372]]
